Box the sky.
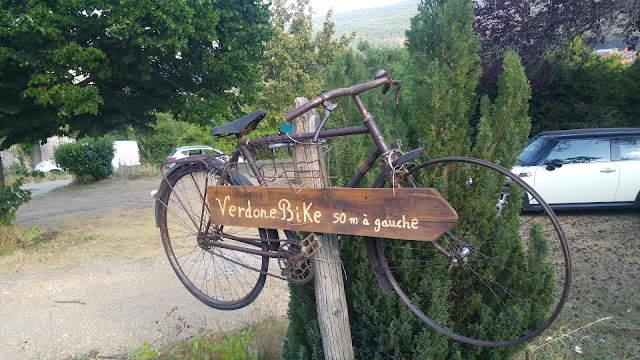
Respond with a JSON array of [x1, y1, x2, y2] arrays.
[[306, 0, 406, 16]]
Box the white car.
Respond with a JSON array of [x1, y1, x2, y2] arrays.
[[513, 128, 640, 210], [34, 160, 62, 172], [166, 145, 242, 168]]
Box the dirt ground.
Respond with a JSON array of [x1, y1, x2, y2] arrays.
[[3, 176, 288, 359], [2, 175, 639, 359]]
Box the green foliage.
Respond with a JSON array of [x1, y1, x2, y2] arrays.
[[283, 0, 540, 358], [259, 0, 353, 130], [311, 1, 419, 48], [405, 0, 481, 157], [0, 223, 45, 256], [282, 284, 324, 360], [0, 0, 272, 149], [530, 37, 640, 133], [128, 328, 257, 360], [342, 0, 536, 357], [0, 180, 31, 225], [54, 138, 114, 183], [136, 113, 212, 164], [473, 50, 532, 166], [282, 45, 411, 359]]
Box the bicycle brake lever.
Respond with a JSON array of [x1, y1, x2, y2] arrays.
[[323, 100, 338, 112]]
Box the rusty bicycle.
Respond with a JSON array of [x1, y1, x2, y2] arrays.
[[154, 70, 571, 347]]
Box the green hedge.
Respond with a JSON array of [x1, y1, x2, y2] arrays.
[[54, 137, 114, 183]]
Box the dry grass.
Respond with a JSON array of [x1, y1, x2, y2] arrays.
[[113, 163, 162, 179], [251, 316, 289, 360], [0, 222, 22, 255]]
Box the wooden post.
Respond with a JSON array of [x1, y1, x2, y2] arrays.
[[292, 97, 354, 360]]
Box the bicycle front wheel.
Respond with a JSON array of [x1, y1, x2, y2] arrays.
[[156, 162, 271, 310], [375, 156, 571, 347]]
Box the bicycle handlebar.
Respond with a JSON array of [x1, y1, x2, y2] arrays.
[[283, 72, 400, 122]]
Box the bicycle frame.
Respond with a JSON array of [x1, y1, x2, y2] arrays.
[[209, 77, 423, 290], [157, 70, 572, 347]]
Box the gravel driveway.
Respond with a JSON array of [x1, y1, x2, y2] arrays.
[[3, 176, 287, 359]]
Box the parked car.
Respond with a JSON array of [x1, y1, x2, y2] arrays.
[[34, 160, 62, 172], [166, 145, 242, 168], [513, 128, 640, 210]]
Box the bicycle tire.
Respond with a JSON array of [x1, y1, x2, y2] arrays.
[[156, 161, 271, 310], [374, 156, 571, 347]]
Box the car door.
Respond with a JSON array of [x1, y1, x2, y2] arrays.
[[532, 138, 619, 204], [612, 137, 640, 202]]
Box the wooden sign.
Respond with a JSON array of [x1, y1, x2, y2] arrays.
[[206, 186, 458, 241]]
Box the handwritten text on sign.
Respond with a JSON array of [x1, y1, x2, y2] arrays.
[[207, 187, 458, 241]]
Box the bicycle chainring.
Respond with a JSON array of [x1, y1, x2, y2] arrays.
[[277, 240, 315, 284]]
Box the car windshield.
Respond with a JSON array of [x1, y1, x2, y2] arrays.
[[518, 137, 549, 166]]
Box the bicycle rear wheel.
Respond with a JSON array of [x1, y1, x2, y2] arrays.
[[375, 156, 571, 347], [156, 161, 271, 310]]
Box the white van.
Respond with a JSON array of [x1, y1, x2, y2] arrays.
[[112, 141, 141, 169]]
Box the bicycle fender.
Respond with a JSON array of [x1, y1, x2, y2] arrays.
[[393, 146, 426, 166], [364, 237, 394, 294]]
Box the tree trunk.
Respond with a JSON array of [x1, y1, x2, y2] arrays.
[[291, 97, 354, 360], [0, 153, 5, 188]]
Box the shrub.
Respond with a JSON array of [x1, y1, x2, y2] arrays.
[[0, 180, 31, 225], [54, 137, 115, 183]]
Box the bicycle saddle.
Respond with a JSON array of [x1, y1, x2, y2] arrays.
[[210, 109, 266, 137]]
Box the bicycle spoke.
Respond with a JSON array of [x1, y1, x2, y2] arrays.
[[376, 157, 571, 347]]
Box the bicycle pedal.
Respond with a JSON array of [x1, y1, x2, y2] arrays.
[[300, 233, 321, 258]]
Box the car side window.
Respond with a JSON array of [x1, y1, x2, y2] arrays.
[[616, 137, 640, 161], [545, 139, 611, 164]]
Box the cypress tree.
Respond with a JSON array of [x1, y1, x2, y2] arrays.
[[281, 1, 540, 357]]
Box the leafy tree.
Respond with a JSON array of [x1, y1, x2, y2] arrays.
[[0, 0, 272, 182], [136, 113, 211, 164], [259, 0, 353, 130], [530, 37, 640, 133], [473, 0, 639, 87]]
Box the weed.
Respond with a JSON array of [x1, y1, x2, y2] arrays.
[[127, 327, 258, 360], [0, 223, 45, 256], [66, 349, 100, 360], [67, 235, 94, 246], [518, 317, 615, 359]]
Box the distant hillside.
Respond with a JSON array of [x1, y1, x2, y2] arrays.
[[313, 1, 420, 48]]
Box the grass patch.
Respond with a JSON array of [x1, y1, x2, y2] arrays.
[[113, 163, 162, 180], [0, 223, 47, 256], [66, 234, 94, 246], [126, 327, 258, 360], [516, 317, 624, 359], [78, 316, 290, 360], [251, 316, 288, 360]]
